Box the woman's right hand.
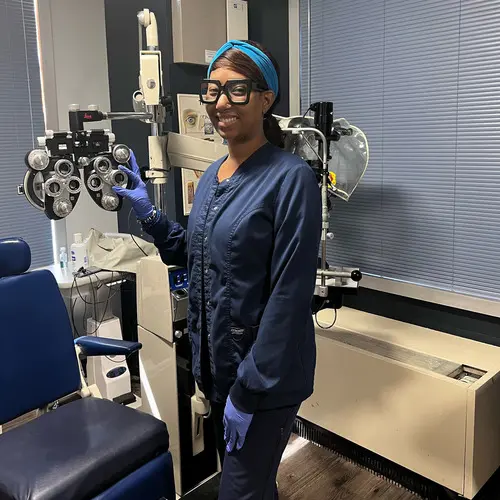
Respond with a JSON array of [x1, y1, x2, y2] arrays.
[[113, 151, 154, 220]]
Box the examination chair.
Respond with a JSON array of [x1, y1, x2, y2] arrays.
[[0, 237, 175, 500]]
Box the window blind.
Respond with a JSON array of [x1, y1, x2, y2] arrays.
[[1, 0, 52, 268], [300, 0, 500, 301]]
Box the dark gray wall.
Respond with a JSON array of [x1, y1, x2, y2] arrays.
[[104, 0, 176, 236], [248, 0, 290, 116]]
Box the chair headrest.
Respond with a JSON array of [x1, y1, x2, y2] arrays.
[[0, 238, 31, 278]]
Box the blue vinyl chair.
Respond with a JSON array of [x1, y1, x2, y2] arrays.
[[0, 237, 175, 500]]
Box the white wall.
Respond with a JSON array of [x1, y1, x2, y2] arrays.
[[37, 0, 118, 256]]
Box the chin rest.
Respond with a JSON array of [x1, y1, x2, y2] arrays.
[[0, 237, 175, 500]]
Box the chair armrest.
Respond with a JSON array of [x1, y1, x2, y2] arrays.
[[74, 336, 142, 357]]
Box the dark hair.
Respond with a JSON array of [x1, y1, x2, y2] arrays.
[[211, 40, 284, 148]]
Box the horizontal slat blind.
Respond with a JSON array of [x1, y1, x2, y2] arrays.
[[0, 0, 52, 268], [381, 0, 460, 289], [301, 0, 386, 277], [454, 0, 500, 299], [300, 0, 500, 301]]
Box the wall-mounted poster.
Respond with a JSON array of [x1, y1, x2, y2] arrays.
[[177, 93, 223, 215]]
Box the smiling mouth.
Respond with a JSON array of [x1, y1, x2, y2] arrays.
[[218, 115, 238, 125]]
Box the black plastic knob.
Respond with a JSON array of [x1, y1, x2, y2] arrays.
[[161, 94, 174, 114], [351, 270, 362, 282]]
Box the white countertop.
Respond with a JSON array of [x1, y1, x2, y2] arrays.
[[36, 264, 119, 290]]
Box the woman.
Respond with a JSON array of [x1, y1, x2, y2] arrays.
[[115, 40, 321, 499]]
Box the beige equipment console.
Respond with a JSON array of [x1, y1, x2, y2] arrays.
[[303, 308, 500, 499], [137, 256, 221, 497]]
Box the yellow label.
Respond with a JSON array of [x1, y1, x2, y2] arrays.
[[329, 171, 337, 186]]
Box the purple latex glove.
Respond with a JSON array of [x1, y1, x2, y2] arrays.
[[112, 151, 154, 220], [223, 396, 254, 453]]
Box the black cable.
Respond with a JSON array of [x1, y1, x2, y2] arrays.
[[90, 223, 147, 257], [71, 271, 118, 334], [78, 217, 147, 365], [69, 275, 90, 336], [68, 275, 90, 337], [90, 274, 98, 331], [82, 286, 88, 337], [92, 272, 104, 290], [172, 298, 178, 323], [315, 308, 337, 329], [88, 272, 132, 364], [89, 227, 113, 252], [104, 351, 136, 364], [70, 279, 80, 337], [73, 270, 129, 365], [84, 271, 114, 336], [72, 274, 113, 305], [127, 207, 148, 257]]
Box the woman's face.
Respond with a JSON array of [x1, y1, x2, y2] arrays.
[[206, 67, 274, 144]]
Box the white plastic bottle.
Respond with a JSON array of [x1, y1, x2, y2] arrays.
[[70, 233, 88, 272]]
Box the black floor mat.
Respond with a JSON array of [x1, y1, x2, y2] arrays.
[[181, 474, 220, 500]]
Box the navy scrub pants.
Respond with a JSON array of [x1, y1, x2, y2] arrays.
[[211, 401, 299, 500]]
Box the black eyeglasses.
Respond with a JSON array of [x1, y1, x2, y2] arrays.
[[200, 79, 268, 105]]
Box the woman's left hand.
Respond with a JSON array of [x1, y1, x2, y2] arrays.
[[223, 396, 254, 453]]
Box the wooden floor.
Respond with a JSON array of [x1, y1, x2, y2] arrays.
[[183, 435, 420, 499], [277, 436, 418, 500]]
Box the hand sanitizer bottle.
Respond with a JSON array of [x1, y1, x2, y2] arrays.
[[70, 233, 88, 272], [59, 247, 68, 271]]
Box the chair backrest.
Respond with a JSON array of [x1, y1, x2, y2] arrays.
[[0, 237, 81, 424]]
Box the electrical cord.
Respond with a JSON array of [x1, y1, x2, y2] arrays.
[[89, 219, 148, 257], [87, 272, 135, 364], [127, 206, 149, 257], [126, 176, 156, 258], [70, 279, 79, 336], [105, 351, 136, 364], [315, 307, 337, 329], [172, 298, 178, 323], [70, 271, 131, 364], [72, 275, 109, 305], [71, 272, 116, 334], [89, 227, 112, 252]]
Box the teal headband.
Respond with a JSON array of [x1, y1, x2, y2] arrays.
[[207, 40, 279, 96]]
